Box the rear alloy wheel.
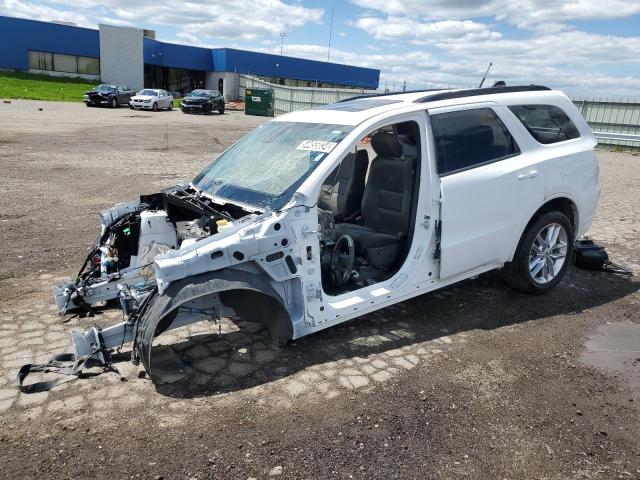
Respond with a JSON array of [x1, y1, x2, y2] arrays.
[[152, 102, 158, 112], [504, 211, 574, 294], [111, 98, 117, 108]]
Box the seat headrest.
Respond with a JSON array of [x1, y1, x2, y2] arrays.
[[466, 125, 494, 147], [371, 132, 403, 158], [397, 134, 418, 159]]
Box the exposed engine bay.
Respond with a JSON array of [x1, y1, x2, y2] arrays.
[[54, 184, 257, 316], [54, 183, 369, 319]]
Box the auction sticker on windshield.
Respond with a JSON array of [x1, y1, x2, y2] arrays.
[[296, 140, 338, 153]]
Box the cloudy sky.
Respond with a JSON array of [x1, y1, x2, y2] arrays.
[[2, 0, 639, 96]]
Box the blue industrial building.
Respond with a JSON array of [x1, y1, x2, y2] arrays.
[[0, 15, 379, 97]]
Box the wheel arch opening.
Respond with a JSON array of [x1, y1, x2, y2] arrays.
[[218, 289, 293, 346], [531, 197, 578, 235], [509, 196, 578, 262], [136, 270, 294, 376]]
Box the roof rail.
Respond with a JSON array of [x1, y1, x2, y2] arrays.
[[414, 85, 551, 103], [337, 89, 443, 103]]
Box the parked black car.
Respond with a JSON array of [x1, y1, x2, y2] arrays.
[[180, 89, 225, 114], [84, 84, 135, 108]]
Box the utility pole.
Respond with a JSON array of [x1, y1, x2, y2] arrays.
[[280, 32, 287, 56], [327, 8, 334, 62]]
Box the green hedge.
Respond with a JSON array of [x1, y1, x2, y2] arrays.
[[0, 71, 98, 102]]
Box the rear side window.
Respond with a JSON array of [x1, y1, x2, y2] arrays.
[[509, 105, 580, 144], [431, 108, 520, 175]]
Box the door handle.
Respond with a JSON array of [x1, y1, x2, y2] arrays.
[[517, 170, 538, 180]]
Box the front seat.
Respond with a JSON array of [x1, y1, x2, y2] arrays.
[[318, 150, 368, 221], [334, 132, 417, 269]]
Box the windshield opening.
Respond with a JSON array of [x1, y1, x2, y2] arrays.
[[138, 89, 158, 96], [192, 121, 353, 210], [95, 84, 115, 93], [189, 90, 209, 97]]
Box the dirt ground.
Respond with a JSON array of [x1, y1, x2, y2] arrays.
[[0, 100, 638, 480]]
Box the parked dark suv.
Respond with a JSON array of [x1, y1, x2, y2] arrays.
[[180, 89, 225, 114], [84, 84, 135, 108]]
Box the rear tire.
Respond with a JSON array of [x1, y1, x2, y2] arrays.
[[219, 107, 225, 114], [168, 102, 173, 111], [503, 211, 574, 294]]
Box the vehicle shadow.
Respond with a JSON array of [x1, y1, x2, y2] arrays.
[[144, 266, 637, 399]]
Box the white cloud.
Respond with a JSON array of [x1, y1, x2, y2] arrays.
[[349, 0, 640, 26], [347, 9, 640, 96], [2, 0, 324, 41], [175, 31, 206, 46], [112, 1, 324, 41], [353, 17, 502, 44], [0, 0, 91, 26]]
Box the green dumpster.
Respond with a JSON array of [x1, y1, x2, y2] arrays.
[[245, 88, 275, 117]]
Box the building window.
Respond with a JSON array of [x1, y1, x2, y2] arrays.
[[77, 56, 100, 75], [28, 51, 53, 71], [52, 53, 77, 73], [28, 50, 100, 76]]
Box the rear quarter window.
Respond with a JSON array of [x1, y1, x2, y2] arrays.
[[509, 104, 580, 144]]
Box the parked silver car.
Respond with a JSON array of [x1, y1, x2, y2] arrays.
[[129, 89, 174, 111]]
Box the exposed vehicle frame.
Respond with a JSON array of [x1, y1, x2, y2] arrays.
[[23, 85, 599, 389]]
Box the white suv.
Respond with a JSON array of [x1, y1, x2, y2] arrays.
[[50, 85, 600, 380]]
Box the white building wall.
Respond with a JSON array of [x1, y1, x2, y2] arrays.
[[99, 24, 144, 91], [206, 72, 239, 100]]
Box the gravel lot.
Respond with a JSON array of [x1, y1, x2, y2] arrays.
[[0, 100, 638, 479]]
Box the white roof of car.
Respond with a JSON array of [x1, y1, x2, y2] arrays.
[[276, 86, 572, 126]]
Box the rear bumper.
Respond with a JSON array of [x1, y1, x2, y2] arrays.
[[577, 183, 600, 237]]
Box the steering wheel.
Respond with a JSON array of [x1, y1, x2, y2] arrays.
[[330, 235, 355, 287]]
